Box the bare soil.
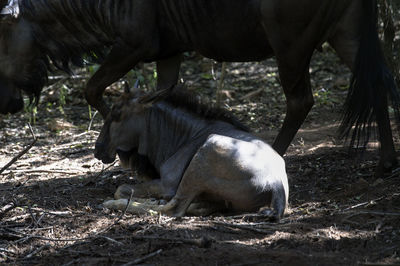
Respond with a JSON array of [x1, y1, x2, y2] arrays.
[[1, 50, 400, 266]]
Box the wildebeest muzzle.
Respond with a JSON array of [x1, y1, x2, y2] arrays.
[[94, 142, 115, 164]]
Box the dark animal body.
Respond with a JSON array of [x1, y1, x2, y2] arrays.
[[95, 86, 289, 219], [0, 0, 398, 173]]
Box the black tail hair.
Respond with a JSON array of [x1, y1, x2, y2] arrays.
[[339, 0, 400, 148]]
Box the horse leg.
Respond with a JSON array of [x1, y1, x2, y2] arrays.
[[272, 68, 314, 155], [85, 44, 142, 118], [156, 54, 182, 90]]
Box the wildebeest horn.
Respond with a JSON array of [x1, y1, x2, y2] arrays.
[[122, 80, 130, 94], [0, 0, 19, 17], [138, 85, 174, 104]]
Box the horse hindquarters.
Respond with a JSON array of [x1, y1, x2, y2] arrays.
[[161, 134, 288, 220]]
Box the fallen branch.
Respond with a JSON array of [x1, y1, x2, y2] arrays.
[[212, 221, 273, 234], [0, 124, 37, 175], [240, 88, 264, 101], [353, 211, 400, 216], [98, 236, 123, 246], [131, 235, 212, 248], [0, 247, 17, 255], [121, 249, 162, 266], [1, 169, 81, 175], [0, 202, 17, 220], [29, 208, 85, 217], [342, 196, 385, 212], [24, 244, 51, 259]]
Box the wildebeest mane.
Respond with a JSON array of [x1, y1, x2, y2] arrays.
[[19, 0, 114, 74], [161, 85, 250, 132]]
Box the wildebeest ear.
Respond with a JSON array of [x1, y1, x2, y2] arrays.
[[0, 0, 19, 17]]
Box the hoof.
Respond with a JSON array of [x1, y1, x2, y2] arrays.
[[258, 208, 281, 222], [160, 198, 185, 217], [114, 184, 135, 199], [375, 157, 399, 178]]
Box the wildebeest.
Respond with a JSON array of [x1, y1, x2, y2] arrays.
[[95, 85, 289, 219], [0, 0, 398, 173]]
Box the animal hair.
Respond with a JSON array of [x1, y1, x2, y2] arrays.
[[157, 85, 250, 132], [18, 0, 115, 73]]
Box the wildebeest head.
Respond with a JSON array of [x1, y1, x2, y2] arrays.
[[95, 86, 169, 166], [0, 0, 48, 114]]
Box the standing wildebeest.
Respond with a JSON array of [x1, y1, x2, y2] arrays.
[[0, 0, 398, 173], [94, 85, 289, 219]]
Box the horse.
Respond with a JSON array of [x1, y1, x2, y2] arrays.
[[94, 85, 289, 219], [0, 0, 398, 174]]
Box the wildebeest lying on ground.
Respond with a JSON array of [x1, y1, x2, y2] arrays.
[[0, 0, 398, 174], [95, 85, 289, 220]]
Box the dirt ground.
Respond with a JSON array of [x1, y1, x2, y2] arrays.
[[1, 50, 400, 266]]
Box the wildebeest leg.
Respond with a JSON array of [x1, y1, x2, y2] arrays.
[[161, 168, 202, 217], [329, 4, 398, 174], [331, 40, 397, 173], [85, 44, 142, 118], [114, 181, 164, 200], [185, 202, 226, 216], [156, 54, 182, 90], [375, 99, 398, 173], [0, 82, 24, 114], [272, 68, 314, 155]]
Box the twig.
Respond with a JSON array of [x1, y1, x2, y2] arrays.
[[50, 140, 92, 151], [212, 221, 273, 234], [216, 62, 227, 106], [342, 196, 385, 212], [97, 187, 134, 235], [0, 247, 17, 255], [1, 169, 81, 175], [27, 205, 40, 228], [121, 249, 163, 266], [29, 208, 78, 217], [24, 244, 51, 259], [6, 228, 90, 243], [240, 88, 264, 101], [342, 202, 370, 211], [98, 236, 123, 246], [3, 214, 30, 223], [88, 110, 98, 131], [129, 235, 212, 248], [0, 202, 17, 220], [0, 123, 37, 175], [42, 77, 69, 93], [354, 211, 400, 216]]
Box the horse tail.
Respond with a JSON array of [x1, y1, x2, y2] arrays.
[[339, 0, 400, 148]]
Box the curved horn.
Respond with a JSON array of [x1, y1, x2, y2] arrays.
[[1, 0, 19, 17], [122, 80, 130, 94], [138, 85, 173, 104]]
